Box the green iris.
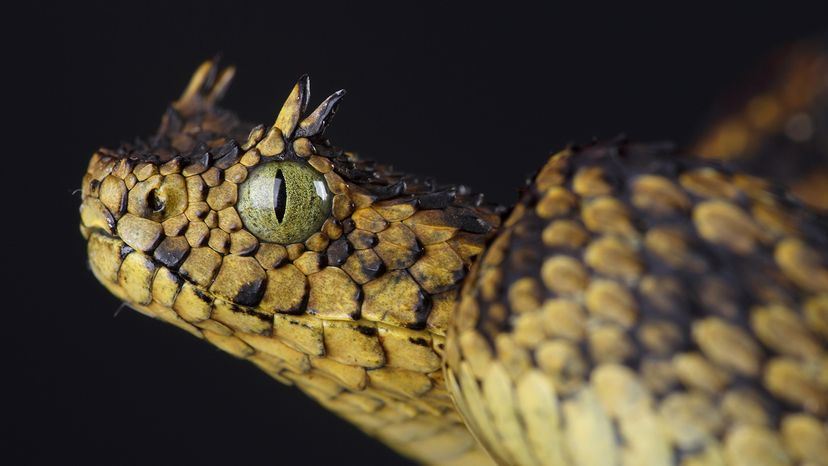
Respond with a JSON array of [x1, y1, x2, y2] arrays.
[[238, 161, 332, 244]]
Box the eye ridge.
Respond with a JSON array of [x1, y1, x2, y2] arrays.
[[273, 169, 287, 223]]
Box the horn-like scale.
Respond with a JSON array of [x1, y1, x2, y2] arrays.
[[81, 56, 828, 466]]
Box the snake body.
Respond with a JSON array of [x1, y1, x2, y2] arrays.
[[80, 53, 828, 466]]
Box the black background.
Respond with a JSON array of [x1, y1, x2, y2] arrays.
[[8, 1, 828, 465]]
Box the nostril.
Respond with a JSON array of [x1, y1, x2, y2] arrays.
[[148, 189, 165, 213]]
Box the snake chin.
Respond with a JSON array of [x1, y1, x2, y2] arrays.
[[82, 53, 828, 466]]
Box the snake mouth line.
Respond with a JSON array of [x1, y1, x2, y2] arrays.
[[85, 230, 278, 321], [83, 225, 119, 240], [75, 45, 828, 466]]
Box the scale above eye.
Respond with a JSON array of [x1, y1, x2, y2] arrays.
[[238, 161, 332, 244]]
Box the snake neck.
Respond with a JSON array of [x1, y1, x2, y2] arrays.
[[81, 64, 509, 464]]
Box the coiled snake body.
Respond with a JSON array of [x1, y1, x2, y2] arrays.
[[80, 49, 828, 465]]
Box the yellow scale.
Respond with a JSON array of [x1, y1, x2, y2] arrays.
[[81, 52, 828, 465]]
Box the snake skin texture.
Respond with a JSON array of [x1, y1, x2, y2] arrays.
[[81, 57, 828, 466], [80, 61, 500, 466], [693, 39, 828, 210], [446, 142, 828, 466]]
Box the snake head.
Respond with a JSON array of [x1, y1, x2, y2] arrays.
[[79, 59, 502, 349]]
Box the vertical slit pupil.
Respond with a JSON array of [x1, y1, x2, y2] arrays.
[[273, 169, 287, 223]]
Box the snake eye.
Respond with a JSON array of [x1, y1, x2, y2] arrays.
[[238, 161, 332, 244]]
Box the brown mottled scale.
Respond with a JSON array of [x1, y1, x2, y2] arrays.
[[81, 60, 499, 466], [446, 142, 828, 466], [693, 38, 828, 211], [81, 57, 828, 466]]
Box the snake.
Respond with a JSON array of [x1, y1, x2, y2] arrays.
[[80, 43, 828, 466]]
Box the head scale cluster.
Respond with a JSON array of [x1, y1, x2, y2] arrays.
[[101, 59, 345, 167], [80, 58, 502, 335]]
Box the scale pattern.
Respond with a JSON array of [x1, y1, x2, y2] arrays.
[[446, 142, 828, 466], [81, 58, 828, 466], [79, 61, 500, 466], [693, 39, 828, 210]]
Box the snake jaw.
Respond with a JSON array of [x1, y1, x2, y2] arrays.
[[79, 41, 828, 466], [79, 50, 828, 466], [82, 58, 502, 326], [81, 60, 508, 465], [81, 60, 505, 464]]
